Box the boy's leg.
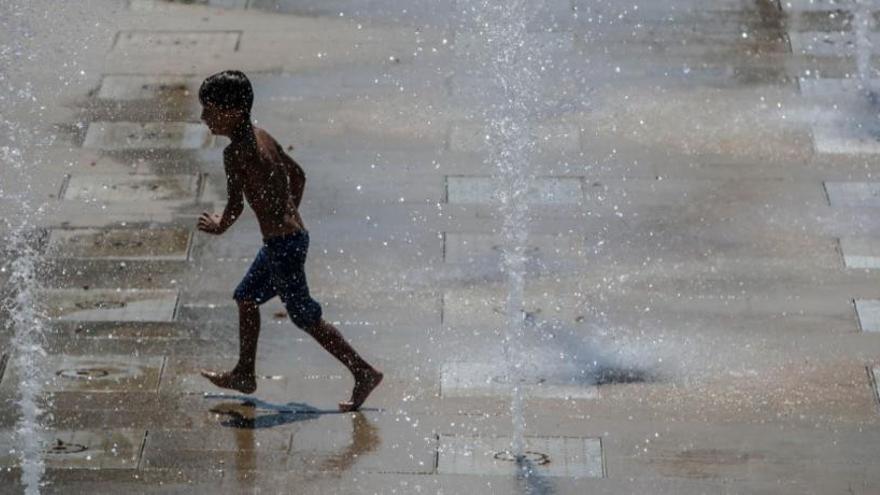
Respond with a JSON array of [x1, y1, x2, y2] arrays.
[[202, 248, 275, 394], [234, 300, 261, 374], [272, 231, 382, 410], [302, 319, 383, 412], [201, 300, 260, 394]]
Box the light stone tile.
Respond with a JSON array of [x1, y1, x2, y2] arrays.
[[798, 77, 880, 99], [438, 435, 603, 478], [840, 238, 880, 269], [130, 0, 250, 10], [449, 122, 580, 153], [63, 174, 199, 202], [47, 228, 192, 261], [83, 122, 212, 150], [443, 288, 585, 329], [41, 288, 179, 322], [855, 299, 880, 332], [97, 74, 197, 100], [0, 429, 145, 469], [782, 0, 856, 12], [813, 126, 880, 155], [50, 355, 164, 392], [145, 429, 292, 452], [446, 176, 583, 205], [113, 30, 241, 53], [824, 181, 880, 207], [789, 31, 856, 57], [453, 32, 575, 59], [0, 355, 165, 393], [441, 362, 598, 400], [443, 232, 585, 264], [873, 367, 880, 402]]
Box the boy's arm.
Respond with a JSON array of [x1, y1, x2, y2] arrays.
[[218, 165, 245, 232], [199, 160, 244, 235], [278, 143, 305, 208]]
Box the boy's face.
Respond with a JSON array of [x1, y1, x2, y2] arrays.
[[200, 102, 246, 136]]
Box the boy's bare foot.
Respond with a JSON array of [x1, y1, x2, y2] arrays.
[[201, 369, 258, 394], [339, 368, 383, 412]]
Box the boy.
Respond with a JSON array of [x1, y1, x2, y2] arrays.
[[196, 70, 383, 412]]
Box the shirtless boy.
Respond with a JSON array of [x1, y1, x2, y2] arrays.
[[196, 70, 383, 412]]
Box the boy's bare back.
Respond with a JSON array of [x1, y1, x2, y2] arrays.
[[223, 127, 306, 239]]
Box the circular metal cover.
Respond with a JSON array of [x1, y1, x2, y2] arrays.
[[493, 450, 551, 466], [57, 367, 116, 380], [45, 439, 88, 455]]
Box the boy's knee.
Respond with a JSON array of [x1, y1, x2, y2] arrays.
[[286, 298, 323, 330], [235, 297, 258, 310]]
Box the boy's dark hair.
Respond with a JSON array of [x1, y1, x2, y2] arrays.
[[199, 70, 253, 113]]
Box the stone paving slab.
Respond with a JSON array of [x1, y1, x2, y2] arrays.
[[437, 434, 603, 478], [824, 181, 880, 207], [440, 362, 599, 400], [855, 299, 880, 332], [0, 354, 165, 393], [0, 429, 145, 470], [62, 174, 200, 202], [443, 232, 585, 265], [97, 74, 198, 101], [41, 288, 180, 322], [113, 30, 241, 53], [839, 237, 880, 269], [797, 77, 880, 99], [130, 0, 251, 12], [789, 31, 880, 57], [82, 122, 212, 150], [812, 125, 880, 155], [781, 0, 851, 12], [46, 228, 192, 261], [449, 122, 581, 153], [446, 176, 584, 205]]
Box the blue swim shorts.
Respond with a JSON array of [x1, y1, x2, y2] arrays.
[[233, 230, 323, 329]]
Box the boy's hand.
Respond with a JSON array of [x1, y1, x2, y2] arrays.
[[198, 212, 224, 234]]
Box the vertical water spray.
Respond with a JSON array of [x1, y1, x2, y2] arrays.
[[2, 223, 49, 495], [1, 2, 54, 492], [470, 0, 541, 468], [854, 0, 875, 97]]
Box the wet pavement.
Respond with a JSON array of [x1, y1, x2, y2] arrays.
[[3, 0, 880, 493]]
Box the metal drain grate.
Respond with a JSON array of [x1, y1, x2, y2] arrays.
[[438, 435, 603, 478], [45, 439, 88, 455]]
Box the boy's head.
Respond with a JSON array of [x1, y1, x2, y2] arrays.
[[199, 70, 253, 136]]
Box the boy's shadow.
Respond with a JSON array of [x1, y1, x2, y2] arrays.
[[204, 393, 380, 429], [205, 394, 381, 477]]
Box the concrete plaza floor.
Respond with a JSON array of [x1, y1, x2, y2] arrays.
[[2, 0, 880, 493]]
